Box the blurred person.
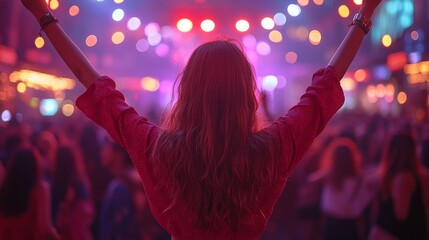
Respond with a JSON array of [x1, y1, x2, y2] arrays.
[[52, 145, 94, 240], [99, 141, 145, 240], [310, 137, 377, 240], [369, 132, 429, 240], [0, 147, 59, 240], [32, 130, 59, 183], [20, 0, 383, 239]]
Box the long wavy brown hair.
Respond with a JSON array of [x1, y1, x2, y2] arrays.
[[154, 40, 279, 231]]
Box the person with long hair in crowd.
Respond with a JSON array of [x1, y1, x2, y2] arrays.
[[20, 0, 383, 238], [370, 132, 429, 240], [0, 147, 59, 240], [51, 145, 94, 240], [309, 137, 376, 240]]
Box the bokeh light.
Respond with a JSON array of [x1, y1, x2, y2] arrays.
[[201, 19, 215, 32], [410, 30, 419, 40], [285, 51, 298, 64], [268, 30, 283, 43], [17, 82, 27, 93], [177, 18, 193, 32], [1, 110, 11, 122], [382, 34, 392, 47], [397, 91, 407, 104], [112, 9, 125, 21], [127, 17, 141, 31], [273, 13, 286, 26], [49, 0, 59, 10], [261, 17, 275, 30], [287, 4, 301, 17], [242, 34, 257, 48], [62, 101, 75, 117], [155, 43, 170, 57], [262, 75, 278, 91], [145, 22, 161, 36], [148, 32, 162, 46], [86, 35, 97, 47], [136, 39, 150, 52], [35, 36, 45, 48], [354, 69, 367, 82], [39, 99, 58, 116], [111, 31, 125, 44], [309, 30, 322, 45], [256, 41, 271, 56], [313, 0, 324, 5], [297, 0, 309, 6], [338, 5, 350, 18], [236, 19, 250, 32], [340, 77, 356, 91], [353, 0, 363, 5], [69, 5, 79, 16], [141, 77, 160, 92]]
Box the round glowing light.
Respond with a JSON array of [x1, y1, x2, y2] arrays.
[[397, 91, 407, 104], [313, 0, 324, 5], [136, 39, 149, 52], [382, 34, 392, 47], [69, 5, 79, 16], [145, 22, 160, 35], [112, 9, 125, 22], [1, 110, 11, 122], [385, 84, 395, 103], [201, 19, 215, 32], [242, 34, 257, 48], [261, 17, 275, 30], [376, 84, 386, 98], [86, 35, 97, 47], [35, 36, 45, 48], [155, 43, 170, 57], [287, 4, 301, 17], [62, 102, 75, 117], [235, 19, 250, 32], [17, 82, 27, 93], [309, 30, 322, 45], [273, 13, 287, 26], [49, 0, 59, 10], [297, 0, 309, 6], [39, 99, 58, 116], [111, 32, 125, 44], [353, 0, 363, 5], [268, 30, 283, 43], [338, 5, 350, 18], [354, 69, 367, 82], [256, 41, 271, 56], [127, 17, 141, 31], [141, 77, 160, 92], [177, 18, 193, 33], [262, 75, 278, 91], [340, 77, 356, 91], [410, 31, 419, 40], [148, 32, 162, 46], [114, 0, 124, 3], [285, 51, 298, 64]]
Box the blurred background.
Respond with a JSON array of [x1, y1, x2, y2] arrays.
[[0, 0, 428, 123]]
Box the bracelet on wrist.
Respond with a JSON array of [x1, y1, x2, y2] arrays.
[[348, 13, 372, 34], [38, 12, 58, 36]]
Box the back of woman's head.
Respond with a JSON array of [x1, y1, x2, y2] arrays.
[[166, 39, 258, 134], [0, 147, 40, 217], [322, 137, 361, 189], [381, 132, 418, 194], [155, 40, 277, 231]]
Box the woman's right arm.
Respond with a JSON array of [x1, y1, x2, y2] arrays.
[[328, 0, 382, 79], [20, 0, 99, 88]]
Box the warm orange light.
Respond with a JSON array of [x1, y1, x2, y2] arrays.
[[313, 0, 324, 5], [354, 69, 367, 82], [17, 82, 27, 93], [353, 0, 363, 5], [269, 30, 283, 43], [382, 34, 392, 47], [297, 0, 309, 6], [141, 77, 159, 92], [309, 30, 322, 45], [69, 5, 80, 16], [35, 36, 45, 48], [86, 35, 97, 47], [338, 5, 350, 18], [49, 0, 59, 10], [112, 32, 125, 44], [397, 91, 407, 104]]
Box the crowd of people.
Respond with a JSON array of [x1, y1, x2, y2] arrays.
[[1, 108, 428, 240]]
